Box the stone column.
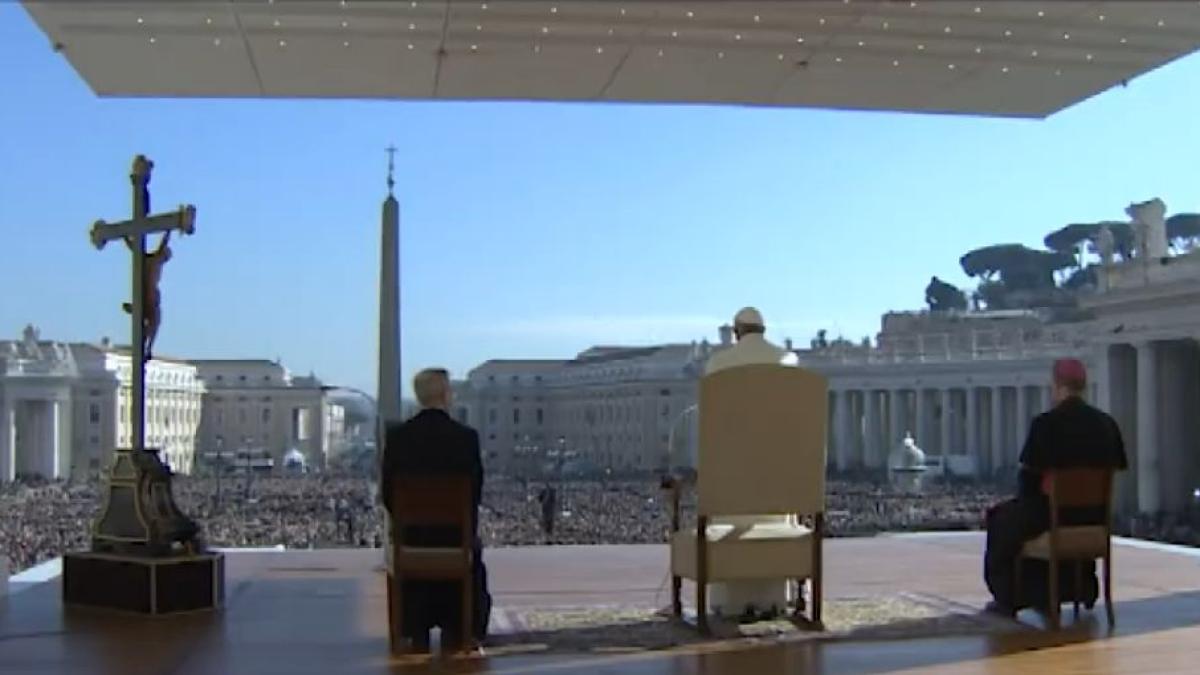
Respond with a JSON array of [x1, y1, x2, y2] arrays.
[[0, 400, 13, 483], [990, 387, 1004, 476], [865, 391, 881, 469], [59, 399, 74, 479], [965, 387, 978, 471], [1015, 385, 1028, 459], [939, 389, 952, 455], [914, 388, 927, 448], [835, 390, 852, 472], [1094, 344, 1113, 413], [1136, 341, 1160, 513], [39, 401, 59, 479], [888, 389, 904, 450]]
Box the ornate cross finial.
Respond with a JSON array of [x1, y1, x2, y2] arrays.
[[385, 144, 397, 196]]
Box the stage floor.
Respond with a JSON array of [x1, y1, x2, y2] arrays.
[[4, 533, 1200, 674]]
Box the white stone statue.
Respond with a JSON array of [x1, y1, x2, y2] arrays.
[[1097, 225, 1115, 266], [1127, 198, 1168, 261]]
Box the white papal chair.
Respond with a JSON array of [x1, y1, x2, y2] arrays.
[[664, 363, 827, 634]]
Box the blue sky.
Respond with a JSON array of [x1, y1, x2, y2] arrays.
[[2, 5, 1199, 397]]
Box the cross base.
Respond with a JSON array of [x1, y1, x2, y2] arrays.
[[62, 551, 224, 615], [91, 446, 202, 557]]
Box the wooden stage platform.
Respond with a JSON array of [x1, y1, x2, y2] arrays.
[[3, 533, 1200, 674]]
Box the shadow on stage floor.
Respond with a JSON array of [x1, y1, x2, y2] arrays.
[[4, 535, 1200, 674]]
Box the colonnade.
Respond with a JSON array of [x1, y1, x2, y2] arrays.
[[827, 382, 1071, 477]]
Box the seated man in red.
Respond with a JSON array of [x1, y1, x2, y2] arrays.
[[983, 358, 1128, 616]]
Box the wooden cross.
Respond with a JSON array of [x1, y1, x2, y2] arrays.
[[89, 155, 195, 451]]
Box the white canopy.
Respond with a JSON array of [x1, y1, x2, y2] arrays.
[[21, 1, 1200, 117]]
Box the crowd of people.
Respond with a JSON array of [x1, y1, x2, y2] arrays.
[[1, 472, 1023, 574], [6, 471, 1198, 576]]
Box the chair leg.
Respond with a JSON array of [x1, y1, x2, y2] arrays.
[[696, 580, 709, 635], [812, 575, 823, 628], [391, 575, 408, 654], [671, 576, 682, 618], [1103, 553, 1115, 627], [461, 574, 474, 652], [1080, 559, 1089, 619], [386, 574, 396, 654], [1013, 556, 1022, 614], [1048, 555, 1060, 630]]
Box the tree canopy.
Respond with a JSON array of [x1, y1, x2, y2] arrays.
[[959, 244, 1074, 289], [1167, 213, 1200, 242], [1044, 223, 1099, 255]]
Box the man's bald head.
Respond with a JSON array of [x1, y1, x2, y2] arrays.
[[413, 368, 452, 409]]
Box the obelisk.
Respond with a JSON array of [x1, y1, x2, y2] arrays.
[[378, 147, 402, 572], [377, 146, 402, 436]]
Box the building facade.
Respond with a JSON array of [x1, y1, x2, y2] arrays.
[[189, 360, 346, 470], [0, 328, 204, 480], [456, 342, 720, 474], [1, 328, 349, 482], [1083, 249, 1200, 516]]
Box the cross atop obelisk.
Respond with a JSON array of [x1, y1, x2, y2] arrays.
[[89, 155, 195, 450], [385, 144, 397, 197]]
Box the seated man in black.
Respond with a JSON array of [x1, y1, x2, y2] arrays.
[[984, 358, 1128, 616], [382, 368, 491, 650]]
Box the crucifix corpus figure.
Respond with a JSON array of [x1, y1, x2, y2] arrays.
[[90, 155, 195, 364], [121, 229, 171, 361]]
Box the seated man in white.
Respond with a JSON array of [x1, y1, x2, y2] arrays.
[[704, 306, 799, 620]]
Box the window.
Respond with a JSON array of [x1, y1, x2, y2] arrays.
[[89, 435, 99, 445], [488, 433, 496, 440], [89, 388, 100, 397], [216, 375, 224, 381], [262, 408, 271, 424], [88, 403, 101, 424], [238, 409, 247, 424], [216, 410, 224, 426], [536, 408, 544, 425], [489, 409, 497, 424], [513, 408, 520, 424], [239, 375, 247, 382]]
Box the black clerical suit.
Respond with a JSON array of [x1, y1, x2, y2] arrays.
[[983, 395, 1128, 611], [382, 408, 491, 646]]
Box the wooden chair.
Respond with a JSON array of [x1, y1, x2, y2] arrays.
[[1014, 468, 1116, 630], [386, 475, 475, 654], [666, 364, 827, 634]]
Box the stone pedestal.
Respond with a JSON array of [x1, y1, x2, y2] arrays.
[[62, 551, 224, 615]]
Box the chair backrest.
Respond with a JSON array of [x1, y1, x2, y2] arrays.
[[1043, 468, 1114, 527], [696, 364, 827, 517], [389, 475, 473, 545]]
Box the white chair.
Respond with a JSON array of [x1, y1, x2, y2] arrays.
[[665, 364, 827, 634]]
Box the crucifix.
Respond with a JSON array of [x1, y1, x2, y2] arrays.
[[89, 155, 195, 451]]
